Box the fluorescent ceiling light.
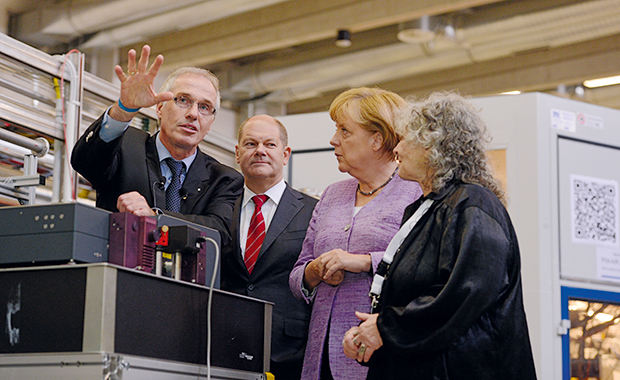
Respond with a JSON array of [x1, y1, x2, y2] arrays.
[[583, 75, 620, 88], [501, 91, 521, 95]]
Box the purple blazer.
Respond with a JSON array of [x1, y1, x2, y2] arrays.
[[289, 174, 422, 380]]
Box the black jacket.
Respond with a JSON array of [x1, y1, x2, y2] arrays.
[[71, 114, 243, 245], [221, 185, 316, 380], [367, 182, 537, 380]]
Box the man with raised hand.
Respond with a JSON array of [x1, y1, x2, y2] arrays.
[[72, 45, 243, 244]]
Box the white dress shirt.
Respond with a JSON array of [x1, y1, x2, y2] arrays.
[[238, 180, 286, 255]]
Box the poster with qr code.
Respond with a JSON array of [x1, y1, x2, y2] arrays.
[[571, 174, 619, 247]]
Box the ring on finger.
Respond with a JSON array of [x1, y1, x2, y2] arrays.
[[352, 337, 359, 346], [358, 343, 366, 355], [128, 70, 137, 75]]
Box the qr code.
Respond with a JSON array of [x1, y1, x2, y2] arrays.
[[572, 176, 618, 245]]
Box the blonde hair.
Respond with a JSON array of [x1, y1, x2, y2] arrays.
[[329, 87, 405, 160]]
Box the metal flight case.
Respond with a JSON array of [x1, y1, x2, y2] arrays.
[[0, 263, 272, 379], [0, 353, 266, 380]]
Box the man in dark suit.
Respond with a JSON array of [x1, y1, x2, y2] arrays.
[[221, 115, 317, 379], [71, 45, 243, 244]]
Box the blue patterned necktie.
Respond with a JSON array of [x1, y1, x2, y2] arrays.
[[165, 158, 186, 213]]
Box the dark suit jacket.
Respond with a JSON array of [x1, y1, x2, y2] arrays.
[[220, 184, 316, 380], [71, 114, 244, 244]]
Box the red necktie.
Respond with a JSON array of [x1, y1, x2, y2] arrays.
[[244, 194, 268, 274]]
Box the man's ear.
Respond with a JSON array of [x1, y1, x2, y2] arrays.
[[235, 145, 241, 164], [283, 146, 292, 166], [156, 102, 164, 120]]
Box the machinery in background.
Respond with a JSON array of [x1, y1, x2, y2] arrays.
[[0, 202, 221, 288], [109, 212, 220, 287], [108, 213, 158, 274], [0, 202, 110, 265], [0, 203, 268, 379]]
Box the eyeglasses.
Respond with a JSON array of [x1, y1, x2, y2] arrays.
[[173, 95, 217, 116]]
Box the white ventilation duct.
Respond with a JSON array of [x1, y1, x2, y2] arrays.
[[41, 0, 207, 36], [226, 0, 620, 103], [81, 0, 289, 49], [17, 0, 288, 49]]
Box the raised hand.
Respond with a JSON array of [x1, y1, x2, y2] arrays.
[[110, 45, 174, 121]]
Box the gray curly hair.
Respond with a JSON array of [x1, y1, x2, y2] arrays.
[[395, 92, 506, 205]]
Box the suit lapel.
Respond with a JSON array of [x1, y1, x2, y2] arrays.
[[145, 135, 165, 208], [259, 185, 303, 258], [181, 151, 211, 213], [231, 196, 246, 269]]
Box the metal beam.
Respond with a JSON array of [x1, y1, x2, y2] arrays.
[[132, 0, 504, 69], [388, 33, 620, 96], [286, 33, 620, 114]]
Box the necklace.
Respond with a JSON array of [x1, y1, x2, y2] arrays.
[[357, 167, 398, 196]]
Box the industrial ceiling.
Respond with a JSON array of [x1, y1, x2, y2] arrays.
[[8, 0, 620, 115]]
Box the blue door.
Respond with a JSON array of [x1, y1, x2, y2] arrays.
[[562, 287, 620, 380]]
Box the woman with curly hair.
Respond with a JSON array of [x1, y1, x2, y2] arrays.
[[342, 92, 537, 380]]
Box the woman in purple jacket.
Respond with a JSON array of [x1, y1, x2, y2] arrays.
[[289, 87, 423, 380]]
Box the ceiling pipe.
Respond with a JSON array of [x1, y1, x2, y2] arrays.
[[14, 0, 287, 50], [41, 0, 206, 37], [82, 0, 288, 49], [225, 0, 620, 103]]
